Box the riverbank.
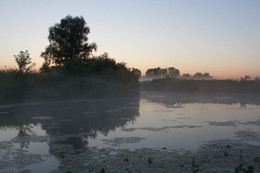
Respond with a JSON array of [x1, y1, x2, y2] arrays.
[[0, 72, 139, 104], [141, 78, 260, 93]]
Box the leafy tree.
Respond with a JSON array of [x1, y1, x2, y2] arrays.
[[193, 72, 213, 80], [131, 68, 141, 78], [41, 15, 97, 66], [168, 67, 180, 78], [14, 50, 35, 72], [182, 73, 191, 79], [193, 72, 203, 79], [145, 68, 156, 76], [145, 67, 162, 76], [145, 67, 180, 78], [181, 73, 213, 80], [40, 52, 51, 73], [202, 73, 213, 80], [161, 68, 167, 76]]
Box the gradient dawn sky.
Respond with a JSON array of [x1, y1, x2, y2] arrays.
[[0, 0, 260, 78]]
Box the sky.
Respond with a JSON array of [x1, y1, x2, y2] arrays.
[[0, 0, 260, 79]]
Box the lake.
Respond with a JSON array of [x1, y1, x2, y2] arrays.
[[1, 92, 260, 172]]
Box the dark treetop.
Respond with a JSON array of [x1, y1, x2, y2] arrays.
[[41, 15, 97, 66]]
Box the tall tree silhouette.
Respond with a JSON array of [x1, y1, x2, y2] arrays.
[[41, 15, 97, 66]]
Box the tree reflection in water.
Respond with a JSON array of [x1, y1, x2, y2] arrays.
[[143, 92, 260, 109], [0, 98, 140, 159]]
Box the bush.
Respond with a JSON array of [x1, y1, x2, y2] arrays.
[[0, 65, 139, 104]]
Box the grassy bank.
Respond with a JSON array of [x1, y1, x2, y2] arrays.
[[141, 78, 260, 93], [0, 70, 139, 104]]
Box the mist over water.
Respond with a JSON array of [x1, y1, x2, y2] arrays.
[[0, 92, 260, 172]]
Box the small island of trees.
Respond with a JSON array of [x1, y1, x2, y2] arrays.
[[141, 66, 260, 93]]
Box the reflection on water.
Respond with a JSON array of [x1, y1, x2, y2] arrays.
[[0, 92, 260, 172], [0, 98, 140, 172]]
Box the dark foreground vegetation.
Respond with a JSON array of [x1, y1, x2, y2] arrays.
[[0, 15, 139, 104], [141, 77, 260, 93], [0, 66, 139, 104]]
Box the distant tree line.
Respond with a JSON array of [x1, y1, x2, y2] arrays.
[[181, 72, 213, 80], [145, 67, 213, 80], [141, 76, 260, 93]]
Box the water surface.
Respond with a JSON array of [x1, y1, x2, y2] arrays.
[[0, 92, 260, 172]]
